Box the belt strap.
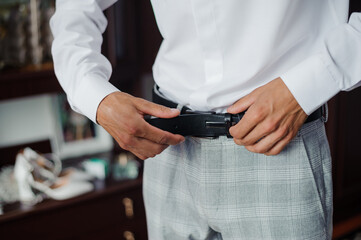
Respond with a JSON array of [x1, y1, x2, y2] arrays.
[[152, 85, 191, 114], [146, 112, 243, 138], [148, 85, 323, 137]]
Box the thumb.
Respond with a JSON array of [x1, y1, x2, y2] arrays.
[[137, 99, 180, 119], [227, 94, 253, 114]]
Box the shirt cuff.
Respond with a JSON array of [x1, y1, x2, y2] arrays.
[[73, 73, 119, 123], [280, 53, 340, 115]]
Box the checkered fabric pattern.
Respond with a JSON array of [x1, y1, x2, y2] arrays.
[[143, 119, 333, 240]]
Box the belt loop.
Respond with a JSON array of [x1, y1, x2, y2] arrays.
[[176, 104, 189, 114], [224, 113, 232, 138], [176, 104, 183, 111], [321, 103, 328, 123], [153, 84, 161, 98]]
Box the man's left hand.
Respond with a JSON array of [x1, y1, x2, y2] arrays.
[[227, 77, 307, 155]]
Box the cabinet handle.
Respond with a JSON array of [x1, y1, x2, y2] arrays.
[[124, 231, 135, 240], [122, 197, 134, 218]]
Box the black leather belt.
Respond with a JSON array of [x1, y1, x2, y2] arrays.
[[145, 86, 324, 138]]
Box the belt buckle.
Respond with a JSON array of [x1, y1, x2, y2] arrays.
[[184, 110, 243, 138], [203, 113, 233, 138], [184, 109, 216, 115]]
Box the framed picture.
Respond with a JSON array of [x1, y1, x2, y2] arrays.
[[51, 94, 113, 160]]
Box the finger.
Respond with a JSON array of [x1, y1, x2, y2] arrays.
[[263, 132, 296, 156], [132, 152, 148, 161], [110, 133, 147, 160], [227, 94, 254, 114], [229, 105, 265, 140], [116, 130, 169, 158], [136, 119, 185, 145], [136, 98, 180, 119], [263, 118, 304, 156], [115, 112, 184, 145], [107, 128, 164, 159], [236, 116, 280, 146], [127, 137, 169, 159], [244, 126, 289, 153]]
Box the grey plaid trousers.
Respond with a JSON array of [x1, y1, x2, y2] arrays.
[[143, 119, 333, 240]]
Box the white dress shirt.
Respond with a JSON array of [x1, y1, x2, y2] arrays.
[[51, 0, 361, 123]]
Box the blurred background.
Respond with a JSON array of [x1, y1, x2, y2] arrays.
[[0, 0, 361, 239]]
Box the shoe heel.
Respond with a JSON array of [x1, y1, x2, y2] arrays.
[[14, 153, 39, 204]]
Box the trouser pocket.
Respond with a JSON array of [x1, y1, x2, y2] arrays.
[[297, 120, 333, 239]]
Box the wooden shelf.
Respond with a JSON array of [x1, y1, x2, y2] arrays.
[[0, 63, 63, 101], [0, 150, 147, 239], [0, 176, 143, 223], [0, 175, 148, 240]]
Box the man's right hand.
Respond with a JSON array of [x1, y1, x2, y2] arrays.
[[96, 92, 185, 160]]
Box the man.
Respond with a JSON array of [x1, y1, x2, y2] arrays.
[[51, 0, 361, 239]]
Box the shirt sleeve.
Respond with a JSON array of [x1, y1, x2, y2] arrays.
[[50, 0, 118, 123], [280, 12, 361, 115]]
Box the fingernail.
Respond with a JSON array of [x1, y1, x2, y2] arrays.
[[171, 108, 180, 113]]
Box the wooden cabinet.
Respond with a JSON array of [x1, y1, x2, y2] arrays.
[[0, 0, 140, 100], [0, 64, 61, 101], [0, 1, 147, 239], [0, 177, 148, 240]]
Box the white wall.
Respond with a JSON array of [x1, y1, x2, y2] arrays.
[[0, 94, 55, 148], [0, 93, 113, 159]]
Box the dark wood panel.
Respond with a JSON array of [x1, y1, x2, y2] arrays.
[[0, 140, 52, 167], [0, 177, 147, 240], [341, 89, 361, 187], [332, 90, 361, 222], [138, 0, 162, 74], [327, 0, 361, 225], [350, 0, 361, 14], [103, 0, 140, 94], [0, 67, 62, 101], [0, 0, 140, 101]]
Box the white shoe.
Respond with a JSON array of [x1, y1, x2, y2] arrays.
[[23, 147, 95, 182], [23, 147, 61, 179], [14, 149, 94, 202], [58, 167, 95, 182], [14, 152, 42, 204], [28, 173, 94, 201]]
